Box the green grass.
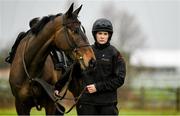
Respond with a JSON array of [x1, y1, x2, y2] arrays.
[[120, 109, 180, 116], [0, 107, 77, 116], [0, 108, 179, 116]]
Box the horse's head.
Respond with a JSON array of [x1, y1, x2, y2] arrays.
[[53, 3, 96, 70]]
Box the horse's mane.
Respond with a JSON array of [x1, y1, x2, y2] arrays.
[[31, 13, 62, 35]]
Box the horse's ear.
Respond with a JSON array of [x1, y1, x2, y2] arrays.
[[73, 5, 82, 16], [65, 3, 74, 18]]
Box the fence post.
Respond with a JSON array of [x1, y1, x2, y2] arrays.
[[140, 87, 145, 109], [176, 87, 180, 112]]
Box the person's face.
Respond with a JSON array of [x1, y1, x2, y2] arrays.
[[96, 31, 109, 44]]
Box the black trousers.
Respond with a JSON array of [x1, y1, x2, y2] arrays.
[[76, 102, 119, 115]]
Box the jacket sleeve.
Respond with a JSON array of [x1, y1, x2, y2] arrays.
[[95, 52, 126, 92]]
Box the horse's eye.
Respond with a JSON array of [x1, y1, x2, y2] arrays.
[[74, 48, 78, 52], [74, 28, 80, 33]]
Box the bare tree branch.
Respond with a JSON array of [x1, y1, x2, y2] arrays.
[[101, 4, 146, 54]]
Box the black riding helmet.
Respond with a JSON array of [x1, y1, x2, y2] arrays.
[[92, 18, 113, 42]]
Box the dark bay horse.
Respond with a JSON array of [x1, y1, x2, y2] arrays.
[[9, 3, 95, 115]]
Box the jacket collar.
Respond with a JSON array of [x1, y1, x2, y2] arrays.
[[94, 42, 110, 50]]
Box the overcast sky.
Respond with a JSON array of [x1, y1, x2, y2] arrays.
[[0, 0, 179, 50]]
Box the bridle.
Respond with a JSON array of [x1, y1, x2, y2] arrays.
[[60, 15, 90, 52], [53, 15, 90, 64], [52, 15, 91, 114]]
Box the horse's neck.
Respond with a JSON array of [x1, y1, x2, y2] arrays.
[[24, 19, 61, 76], [26, 23, 56, 59]]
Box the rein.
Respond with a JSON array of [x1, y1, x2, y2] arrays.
[[22, 37, 31, 81], [56, 87, 86, 114], [55, 63, 86, 114], [22, 37, 42, 110]]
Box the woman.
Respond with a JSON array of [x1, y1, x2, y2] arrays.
[[76, 18, 126, 115]]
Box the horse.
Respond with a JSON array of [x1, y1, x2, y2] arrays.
[[9, 3, 96, 115]]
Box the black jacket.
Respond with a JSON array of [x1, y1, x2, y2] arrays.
[[79, 43, 126, 105]]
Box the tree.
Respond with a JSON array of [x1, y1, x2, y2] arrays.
[[101, 3, 146, 55], [117, 11, 145, 55]]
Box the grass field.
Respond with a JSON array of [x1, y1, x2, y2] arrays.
[[0, 107, 179, 116]]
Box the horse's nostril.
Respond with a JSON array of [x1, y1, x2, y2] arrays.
[[89, 59, 96, 68]]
